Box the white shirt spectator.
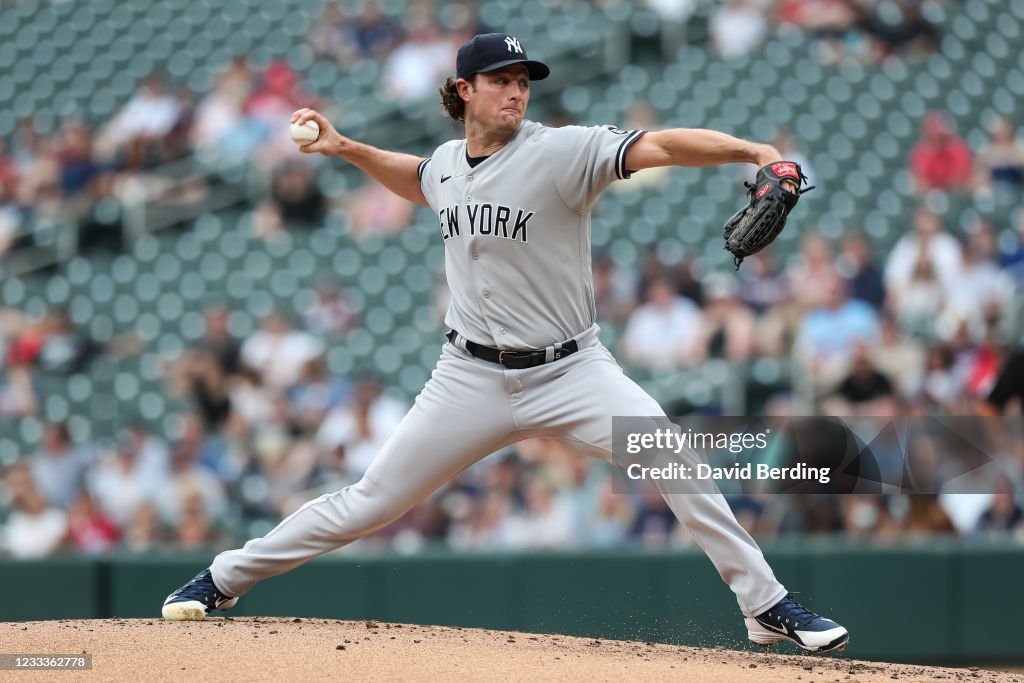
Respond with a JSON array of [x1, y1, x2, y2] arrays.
[[711, 0, 767, 58], [101, 80, 182, 148], [154, 462, 227, 526], [241, 324, 324, 390], [646, 0, 697, 22], [885, 233, 962, 296], [88, 450, 166, 526], [622, 280, 703, 368], [2, 507, 67, 559], [383, 28, 454, 102], [31, 444, 91, 508], [316, 394, 407, 476]]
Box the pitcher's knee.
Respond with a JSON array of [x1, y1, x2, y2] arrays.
[[323, 478, 407, 537]]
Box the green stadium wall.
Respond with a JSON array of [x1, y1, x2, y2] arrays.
[[1, 544, 1021, 665]]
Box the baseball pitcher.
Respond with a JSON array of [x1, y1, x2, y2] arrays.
[[162, 33, 846, 654]]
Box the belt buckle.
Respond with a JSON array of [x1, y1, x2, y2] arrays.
[[498, 350, 509, 367]]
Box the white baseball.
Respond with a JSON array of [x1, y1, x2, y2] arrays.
[[290, 120, 320, 146]]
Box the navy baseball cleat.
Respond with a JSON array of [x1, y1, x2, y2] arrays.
[[162, 568, 238, 621], [746, 593, 849, 653]]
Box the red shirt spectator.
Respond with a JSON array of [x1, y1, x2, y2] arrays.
[[909, 112, 973, 193]]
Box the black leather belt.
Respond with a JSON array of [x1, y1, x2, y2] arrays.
[[446, 330, 579, 369]]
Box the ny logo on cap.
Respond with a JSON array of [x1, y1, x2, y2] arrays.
[[504, 35, 523, 54]]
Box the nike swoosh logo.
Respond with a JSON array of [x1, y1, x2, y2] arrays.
[[441, 175, 452, 183], [758, 619, 790, 636]]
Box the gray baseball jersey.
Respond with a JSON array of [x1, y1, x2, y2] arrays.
[[417, 120, 644, 349], [209, 120, 787, 619]]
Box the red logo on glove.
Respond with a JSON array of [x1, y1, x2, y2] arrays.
[[756, 184, 770, 199], [770, 162, 799, 179]]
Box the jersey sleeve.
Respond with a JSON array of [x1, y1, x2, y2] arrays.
[[418, 157, 436, 209], [543, 124, 646, 213]]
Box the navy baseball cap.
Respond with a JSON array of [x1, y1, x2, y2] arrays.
[[456, 33, 550, 81]]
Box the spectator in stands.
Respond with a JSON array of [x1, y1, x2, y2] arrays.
[[185, 350, 233, 431], [122, 503, 163, 554], [240, 312, 324, 391], [0, 180, 19, 259], [903, 494, 957, 537], [827, 344, 896, 415], [909, 112, 973, 195], [630, 491, 678, 549], [940, 221, 1006, 341], [57, 121, 102, 209], [96, 74, 183, 160], [884, 209, 962, 308], [890, 246, 946, 339], [837, 230, 885, 310], [776, 0, 866, 64], [980, 348, 1024, 415], [1, 462, 68, 559], [974, 116, 1024, 196], [246, 61, 316, 159], [350, 0, 402, 60], [870, 313, 925, 399], [921, 344, 960, 410], [227, 365, 275, 437], [383, 15, 455, 101], [786, 232, 838, 310], [668, 255, 704, 306], [154, 427, 227, 527], [349, 177, 415, 237], [999, 209, 1024, 274], [269, 160, 327, 227], [198, 305, 241, 375], [191, 58, 258, 165], [289, 357, 350, 434], [30, 421, 91, 509], [316, 374, 407, 478], [739, 251, 789, 315], [0, 137, 18, 197], [795, 272, 880, 387], [304, 278, 359, 337], [974, 475, 1023, 534], [66, 490, 119, 556], [499, 473, 578, 550], [621, 275, 703, 369], [173, 491, 223, 551], [710, 0, 767, 59], [310, 2, 356, 62], [583, 478, 636, 547], [698, 272, 756, 362], [36, 307, 97, 374], [741, 251, 801, 358], [88, 427, 168, 526], [838, 495, 899, 541], [592, 254, 638, 327], [866, 0, 939, 61]]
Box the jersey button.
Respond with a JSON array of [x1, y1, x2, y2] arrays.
[[482, 289, 490, 298], [499, 327, 506, 334], [467, 174, 473, 181], [472, 252, 479, 260], [466, 195, 472, 202]]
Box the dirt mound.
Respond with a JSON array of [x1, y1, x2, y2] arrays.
[[2, 618, 1019, 682]]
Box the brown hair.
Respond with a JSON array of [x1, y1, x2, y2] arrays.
[[439, 75, 472, 123]]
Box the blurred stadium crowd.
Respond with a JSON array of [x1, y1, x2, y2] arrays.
[[2, 0, 1024, 559]]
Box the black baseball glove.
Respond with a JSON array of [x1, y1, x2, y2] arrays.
[[723, 161, 811, 269]]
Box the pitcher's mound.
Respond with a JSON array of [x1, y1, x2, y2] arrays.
[[2, 618, 1019, 682]]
